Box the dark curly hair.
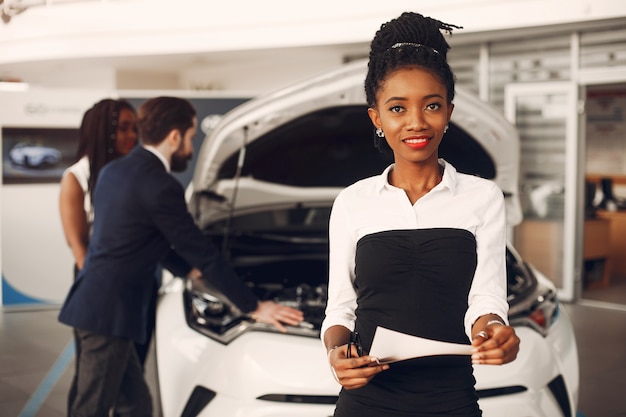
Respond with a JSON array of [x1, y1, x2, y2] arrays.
[[76, 98, 136, 203], [365, 12, 461, 107]]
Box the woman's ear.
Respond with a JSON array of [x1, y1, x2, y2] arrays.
[[367, 107, 381, 130], [447, 103, 455, 123]]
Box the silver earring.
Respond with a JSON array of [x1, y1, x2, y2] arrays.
[[444, 125, 449, 134], [376, 128, 385, 138]]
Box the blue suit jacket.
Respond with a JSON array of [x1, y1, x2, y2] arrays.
[[59, 147, 258, 344]]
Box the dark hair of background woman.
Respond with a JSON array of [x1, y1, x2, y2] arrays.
[[75, 98, 136, 201]]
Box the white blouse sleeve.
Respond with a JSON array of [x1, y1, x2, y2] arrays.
[[464, 182, 510, 338], [321, 191, 358, 342]]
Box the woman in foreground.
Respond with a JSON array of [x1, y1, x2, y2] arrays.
[[322, 11, 520, 417]]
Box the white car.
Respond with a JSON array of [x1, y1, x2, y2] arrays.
[[152, 60, 579, 417], [9, 143, 62, 168]]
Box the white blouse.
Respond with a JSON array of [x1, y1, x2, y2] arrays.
[[321, 159, 510, 341], [62, 155, 93, 225]]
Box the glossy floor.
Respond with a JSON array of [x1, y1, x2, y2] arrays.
[[1, 288, 626, 417]]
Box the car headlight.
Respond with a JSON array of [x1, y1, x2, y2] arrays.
[[184, 279, 319, 344], [506, 246, 559, 337]]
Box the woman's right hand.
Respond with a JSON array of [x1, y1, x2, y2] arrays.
[[328, 344, 389, 389]]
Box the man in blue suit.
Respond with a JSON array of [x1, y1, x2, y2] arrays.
[[59, 96, 303, 417]]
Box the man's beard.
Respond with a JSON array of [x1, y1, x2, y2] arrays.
[[171, 145, 192, 172]]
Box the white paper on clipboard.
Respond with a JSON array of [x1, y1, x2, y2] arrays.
[[369, 326, 473, 364]]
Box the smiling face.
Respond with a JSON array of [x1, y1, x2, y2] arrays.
[[114, 107, 138, 156], [368, 66, 453, 169]]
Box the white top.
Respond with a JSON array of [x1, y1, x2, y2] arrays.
[[63, 155, 93, 225], [321, 159, 510, 341]]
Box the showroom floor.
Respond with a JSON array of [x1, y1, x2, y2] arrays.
[[1, 283, 626, 417]]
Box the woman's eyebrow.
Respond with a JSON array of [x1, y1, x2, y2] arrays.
[[384, 93, 444, 105]]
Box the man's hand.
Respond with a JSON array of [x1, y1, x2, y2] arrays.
[[186, 274, 304, 332], [250, 301, 304, 332], [186, 268, 202, 280]]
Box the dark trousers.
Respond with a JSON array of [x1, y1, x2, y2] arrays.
[[68, 328, 152, 417], [68, 266, 157, 417]]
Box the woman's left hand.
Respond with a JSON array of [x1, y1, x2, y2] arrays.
[[471, 323, 520, 365]]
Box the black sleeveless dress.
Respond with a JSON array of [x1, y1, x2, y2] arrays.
[[333, 228, 482, 417]]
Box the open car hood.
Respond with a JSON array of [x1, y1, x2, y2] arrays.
[[189, 59, 521, 226]]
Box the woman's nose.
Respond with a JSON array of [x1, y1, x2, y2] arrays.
[[407, 111, 427, 130]]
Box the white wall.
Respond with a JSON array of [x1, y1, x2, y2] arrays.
[[0, 89, 111, 308], [2, 0, 625, 61], [177, 47, 360, 93], [12, 66, 118, 90], [1, 0, 625, 92]]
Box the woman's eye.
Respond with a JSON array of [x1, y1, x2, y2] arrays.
[[389, 105, 404, 113], [426, 103, 442, 111], [118, 123, 134, 132]]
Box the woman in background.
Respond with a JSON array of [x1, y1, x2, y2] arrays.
[[60, 98, 137, 271]]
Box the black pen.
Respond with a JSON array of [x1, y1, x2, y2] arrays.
[[347, 331, 363, 358]]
